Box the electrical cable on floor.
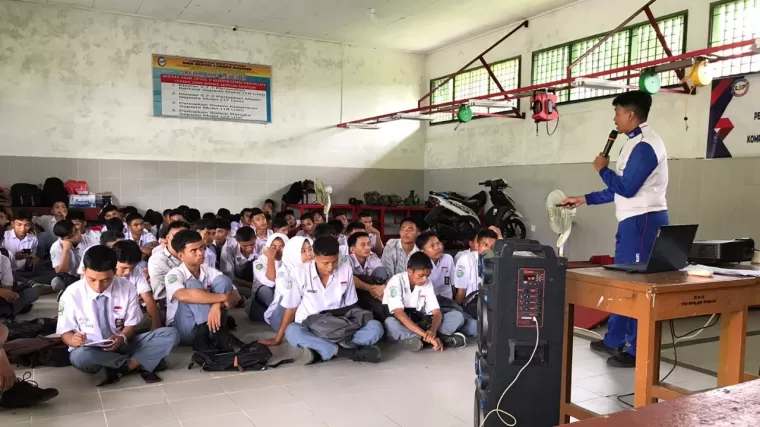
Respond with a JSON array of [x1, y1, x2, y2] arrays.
[[574, 326, 604, 340], [616, 320, 679, 408], [673, 314, 719, 343], [479, 316, 540, 427]]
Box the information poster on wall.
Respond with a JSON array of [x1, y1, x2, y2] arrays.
[[707, 73, 759, 158], [152, 54, 271, 123]]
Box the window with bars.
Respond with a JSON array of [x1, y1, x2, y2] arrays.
[[531, 13, 687, 103], [428, 57, 520, 124], [709, 0, 759, 78]]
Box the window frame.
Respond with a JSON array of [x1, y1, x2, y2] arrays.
[[530, 10, 689, 106], [707, 0, 760, 78], [428, 55, 522, 126]]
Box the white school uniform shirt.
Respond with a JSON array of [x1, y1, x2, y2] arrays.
[[3, 230, 38, 270], [126, 229, 157, 247], [164, 263, 226, 326], [383, 271, 439, 316], [230, 221, 243, 234], [125, 265, 151, 295], [204, 245, 218, 269], [295, 230, 313, 239], [454, 249, 471, 264], [264, 265, 294, 325], [103, 223, 130, 236], [32, 215, 58, 233], [254, 229, 273, 257], [281, 260, 357, 324], [220, 243, 256, 277], [349, 253, 383, 276], [453, 251, 481, 298], [56, 277, 142, 349], [51, 236, 95, 276], [252, 257, 279, 289], [0, 255, 14, 287], [147, 247, 182, 300], [151, 244, 165, 255], [429, 254, 455, 299]]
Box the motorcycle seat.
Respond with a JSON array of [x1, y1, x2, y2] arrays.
[[463, 191, 487, 212]]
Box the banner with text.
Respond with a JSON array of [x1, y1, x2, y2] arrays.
[[152, 55, 272, 123], [707, 73, 760, 158]]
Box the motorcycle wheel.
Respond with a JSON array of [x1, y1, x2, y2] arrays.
[[503, 218, 527, 239]]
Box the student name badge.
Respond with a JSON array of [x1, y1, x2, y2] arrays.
[[340, 281, 347, 287], [444, 277, 450, 286]]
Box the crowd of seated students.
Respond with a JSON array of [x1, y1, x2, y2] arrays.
[[0, 199, 499, 406]]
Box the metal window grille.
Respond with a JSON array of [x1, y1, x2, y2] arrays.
[[532, 13, 686, 103], [429, 58, 520, 124], [709, 0, 759, 77]]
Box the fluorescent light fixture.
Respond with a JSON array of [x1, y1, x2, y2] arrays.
[[652, 58, 695, 73], [393, 113, 434, 121], [468, 99, 514, 108], [571, 77, 627, 90], [346, 123, 380, 129]]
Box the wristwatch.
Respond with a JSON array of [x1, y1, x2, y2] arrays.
[[118, 334, 128, 344]]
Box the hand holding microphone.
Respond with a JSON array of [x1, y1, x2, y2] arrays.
[[594, 130, 619, 172]]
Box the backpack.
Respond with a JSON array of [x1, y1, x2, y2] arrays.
[[187, 342, 293, 372], [463, 291, 479, 319], [10, 184, 42, 207], [6, 318, 58, 341], [42, 177, 68, 207], [282, 181, 303, 205], [3, 337, 72, 368]]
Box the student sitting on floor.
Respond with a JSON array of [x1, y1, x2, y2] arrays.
[[250, 208, 273, 257], [281, 236, 383, 364], [329, 219, 348, 248], [164, 230, 243, 350], [0, 252, 37, 319], [271, 216, 290, 235], [262, 199, 276, 216], [231, 208, 253, 234], [453, 228, 499, 316], [344, 221, 365, 236], [216, 208, 231, 220], [296, 213, 316, 239], [247, 233, 288, 321], [283, 209, 299, 233], [259, 237, 313, 346], [334, 213, 349, 230], [381, 217, 419, 276], [147, 221, 190, 325], [112, 240, 161, 331], [314, 223, 349, 258], [313, 211, 325, 225], [214, 218, 235, 248], [67, 210, 94, 242], [125, 213, 158, 258], [220, 226, 257, 299], [349, 231, 389, 321], [57, 245, 180, 386], [50, 220, 96, 293], [194, 219, 218, 269], [358, 212, 384, 255], [144, 210, 164, 238], [3, 211, 54, 295], [0, 323, 59, 408], [454, 230, 478, 264], [185, 209, 201, 225], [167, 209, 185, 224], [417, 231, 476, 337], [382, 252, 467, 352], [103, 217, 129, 239], [32, 199, 68, 258]]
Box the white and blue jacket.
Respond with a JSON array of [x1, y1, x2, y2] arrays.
[[585, 123, 668, 222]]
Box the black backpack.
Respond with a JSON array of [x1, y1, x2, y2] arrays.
[[10, 183, 42, 207], [42, 177, 68, 207], [187, 342, 293, 372], [282, 181, 303, 205], [4, 337, 72, 368], [6, 318, 58, 341], [463, 291, 479, 319]]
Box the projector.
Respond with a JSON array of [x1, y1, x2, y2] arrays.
[[688, 238, 755, 265]]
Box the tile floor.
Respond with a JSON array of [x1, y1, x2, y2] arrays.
[[1, 296, 721, 427]]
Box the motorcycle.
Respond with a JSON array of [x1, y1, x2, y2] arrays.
[[425, 179, 526, 247]]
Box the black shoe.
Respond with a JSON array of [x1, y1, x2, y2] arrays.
[[17, 304, 33, 315], [338, 346, 381, 363], [226, 316, 238, 331], [400, 338, 424, 352], [607, 352, 636, 368], [302, 348, 321, 365], [590, 339, 622, 357], [0, 373, 59, 409], [440, 332, 467, 349], [98, 364, 130, 387]]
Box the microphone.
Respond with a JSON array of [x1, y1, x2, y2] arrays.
[[602, 130, 619, 158]]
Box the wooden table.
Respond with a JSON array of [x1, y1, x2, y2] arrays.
[[562, 379, 760, 427], [560, 268, 759, 424]]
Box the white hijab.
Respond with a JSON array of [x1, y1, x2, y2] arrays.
[[281, 236, 311, 273], [257, 233, 289, 268]]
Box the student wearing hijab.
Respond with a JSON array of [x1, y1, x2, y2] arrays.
[[247, 233, 289, 321], [259, 236, 313, 346]]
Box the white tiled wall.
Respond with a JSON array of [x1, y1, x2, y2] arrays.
[[0, 156, 424, 215]]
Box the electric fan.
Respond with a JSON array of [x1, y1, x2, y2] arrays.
[[546, 190, 575, 257], [315, 178, 333, 216]]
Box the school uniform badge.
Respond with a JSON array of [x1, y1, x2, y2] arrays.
[[166, 275, 177, 284], [390, 288, 398, 298], [456, 269, 464, 278], [255, 263, 263, 270]]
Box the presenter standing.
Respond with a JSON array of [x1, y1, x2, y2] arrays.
[[561, 91, 669, 368]]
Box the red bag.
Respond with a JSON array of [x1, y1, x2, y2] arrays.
[[64, 180, 88, 195]]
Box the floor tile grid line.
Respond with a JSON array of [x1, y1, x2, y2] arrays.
[[97, 385, 108, 427], [161, 380, 184, 427], [298, 398, 403, 427]]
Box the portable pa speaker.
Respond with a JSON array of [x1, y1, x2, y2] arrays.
[[474, 240, 566, 427]]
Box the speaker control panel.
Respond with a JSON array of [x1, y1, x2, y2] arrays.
[[516, 268, 545, 328]]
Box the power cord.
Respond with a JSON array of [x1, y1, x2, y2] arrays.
[[673, 314, 719, 343], [479, 316, 540, 427]]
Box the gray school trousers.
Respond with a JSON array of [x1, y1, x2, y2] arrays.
[[69, 327, 179, 374]]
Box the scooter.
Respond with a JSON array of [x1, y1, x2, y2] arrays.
[[425, 179, 526, 247]]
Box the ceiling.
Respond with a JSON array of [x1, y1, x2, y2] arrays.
[[21, 0, 579, 53]]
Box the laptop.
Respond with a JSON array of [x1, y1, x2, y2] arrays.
[[602, 224, 699, 274]]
